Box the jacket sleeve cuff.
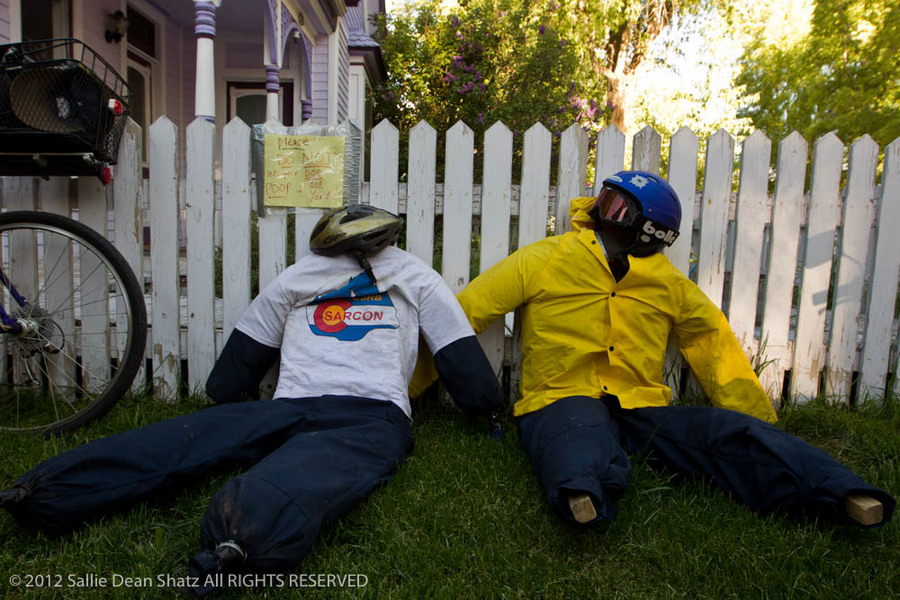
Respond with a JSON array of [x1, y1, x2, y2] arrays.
[[433, 335, 504, 414], [206, 329, 280, 403]]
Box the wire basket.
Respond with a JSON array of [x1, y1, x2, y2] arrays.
[[0, 39, 130, 170]]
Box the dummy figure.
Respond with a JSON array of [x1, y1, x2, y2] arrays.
[[421, 170, 894, 528], [1, 205, 503, 597]]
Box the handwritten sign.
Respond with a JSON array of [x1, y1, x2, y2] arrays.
[[263, 134, 345, 207]]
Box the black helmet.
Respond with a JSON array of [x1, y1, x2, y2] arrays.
[[309, 204, 402, 257], [309, 205, 403, 285]]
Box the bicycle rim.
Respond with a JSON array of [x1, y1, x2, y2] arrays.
[[0, 212, 147, 433]]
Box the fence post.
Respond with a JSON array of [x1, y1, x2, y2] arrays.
[[593, 125, 625, 195], [696, 129, 735, 307], [369, 119, 400, 213], [825, 135, 878, 401], [114, 119, 146, 391], [730, 130, 771, 359], [860, 138, 900, 398], [77, 167, 111, 394], [518, 123, 552, 248], [632, 125, 661, 174], [556, 124, 588, 233], [758, 132, 807, 400], [186, 117, 217, 392], [791, 132, 844, 401], [221, 117, 252, 341], [443, 121, 475, 292], [149, 117, 181, 399], [406, 121, 437, 266], [479, 121, 513, 376]]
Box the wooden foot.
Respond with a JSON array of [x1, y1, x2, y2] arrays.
[[568, 492, 597, 523], [846, 494, 883, 526]]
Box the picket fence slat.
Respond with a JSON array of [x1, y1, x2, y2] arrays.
[[36, 178, 73, 389], [406, 121, 436, 266], [518, 123, 552, 248], [665, 127, 699, 275], [593, 125, 625, 194], [758, 132, 807, 398], [730, 130, 771, 358], [443, 121, 475, 293], [186, 118, 217, 391], [556, 125, 588, 234], [5, 118, 899, 408], [826, 136, 879, 399], [861, 139, 900, 397], [791, 132, 844, 399], [478, 122, 514, 375], [115, 121, 147, 391], [77, 172, 110, 392], [369, 119, 400, 213], [632, 126, 662, 174], [221, 118, 253, 342], [149, 117, 181, 398], [697, 129, 735, 308]]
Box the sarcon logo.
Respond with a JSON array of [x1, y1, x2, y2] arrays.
[[307, 273, 399, 341], [639, 220, 678, 246]]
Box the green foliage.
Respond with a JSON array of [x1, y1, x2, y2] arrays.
[[737, 0, 900, 148], [371, 0, 611, 182]]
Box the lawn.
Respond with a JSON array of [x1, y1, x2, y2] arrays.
[[0, 393, 897, 599]]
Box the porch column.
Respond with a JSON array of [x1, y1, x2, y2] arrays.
[[265, 64, 280, 122], [194, 1, 218, 123]]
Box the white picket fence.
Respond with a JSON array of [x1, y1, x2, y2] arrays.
[[1, 116, 898, 406]]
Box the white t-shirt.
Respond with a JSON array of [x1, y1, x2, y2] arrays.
[[235, 247, 474, 417]]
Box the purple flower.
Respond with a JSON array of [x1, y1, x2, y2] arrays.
[[480, 82, 486, 91], [456, 30, 464, 39], [539, 25, 546, 35], [477, 113, 484, 125]]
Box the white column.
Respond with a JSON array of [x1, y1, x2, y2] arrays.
[[194, 1, 218, 122]]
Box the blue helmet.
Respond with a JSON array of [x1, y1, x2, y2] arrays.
[[590, 170, 682, 256]]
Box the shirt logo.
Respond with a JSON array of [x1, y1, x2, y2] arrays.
[[307, 272, 399, 341]]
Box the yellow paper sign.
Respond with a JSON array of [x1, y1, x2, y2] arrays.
[[263, 134, 345, 207]]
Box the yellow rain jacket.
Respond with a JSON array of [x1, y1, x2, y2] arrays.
[[434, 196, 777, 423]]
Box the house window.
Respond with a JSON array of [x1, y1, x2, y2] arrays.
[[20, 0, 69, 51], [126, 4, 161, 162], [227, 83, 294, 127]]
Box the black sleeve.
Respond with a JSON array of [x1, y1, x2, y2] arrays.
[[433, 335, 504, 414], [206, 329, 280, 404]]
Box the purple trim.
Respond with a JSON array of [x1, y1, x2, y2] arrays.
[[194, 2, 217, 39], [265, 0, 279, 64], [266, 65, 280, 93]]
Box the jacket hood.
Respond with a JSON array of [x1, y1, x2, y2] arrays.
[[568, 196, 597, 231]]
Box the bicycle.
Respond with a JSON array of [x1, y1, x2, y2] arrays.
[[0, 39, 147, 434]]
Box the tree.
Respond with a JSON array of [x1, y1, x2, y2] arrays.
[[371, 0, 608, 142], [737, 0, 900, 148]]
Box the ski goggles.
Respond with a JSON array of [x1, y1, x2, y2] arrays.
[[592, 186, 640, 226]]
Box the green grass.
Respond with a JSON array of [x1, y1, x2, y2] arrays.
[[1, 393, 898, 599]]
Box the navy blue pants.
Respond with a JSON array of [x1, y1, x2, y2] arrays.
[[3, 396, 413, 572], [517, 396, 895, 526]]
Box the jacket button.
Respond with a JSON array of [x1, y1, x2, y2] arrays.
[[602, 385, 608, 391], [609, 346, 614, 352], [610, 292, 616, 297]]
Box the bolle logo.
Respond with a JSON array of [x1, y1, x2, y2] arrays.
[[323, 232, 347, 244], [639, 220, 678, 245]]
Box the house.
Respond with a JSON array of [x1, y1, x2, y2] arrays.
[[0, 0, 386, 168]]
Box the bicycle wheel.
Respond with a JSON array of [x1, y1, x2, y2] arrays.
[[0, 211, 147, 433]]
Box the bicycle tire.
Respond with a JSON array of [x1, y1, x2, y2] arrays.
[[0, 210, 147, 433]]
